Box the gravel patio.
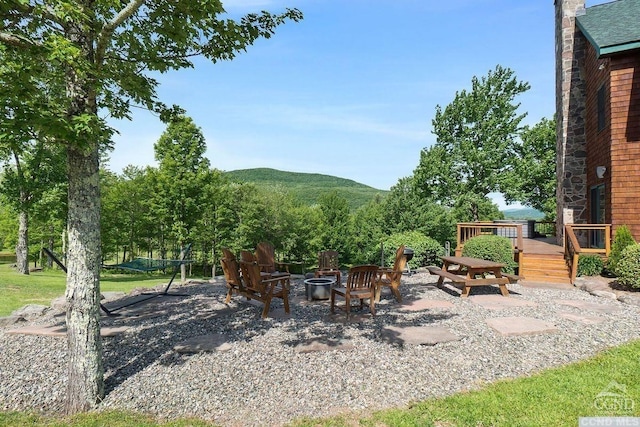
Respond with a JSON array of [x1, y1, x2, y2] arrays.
[[1, 270, 639, 426]]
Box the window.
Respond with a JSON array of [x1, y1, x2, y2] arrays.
[[597, 84, 606, 132]]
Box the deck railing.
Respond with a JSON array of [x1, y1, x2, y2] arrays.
[[564, 223, 611, 284], [456, 222, 524, 273], [534, 221, 556, 237]]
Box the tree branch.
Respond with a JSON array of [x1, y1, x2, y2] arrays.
[[95, 0, 146, 66], [0, 32, 37, 48]]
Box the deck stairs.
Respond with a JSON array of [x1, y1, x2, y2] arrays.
[[520, 253, 571, 285], [519, 238, 572, 285]]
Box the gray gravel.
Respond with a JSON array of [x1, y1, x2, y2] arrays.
[[1, 270, 640, 426]]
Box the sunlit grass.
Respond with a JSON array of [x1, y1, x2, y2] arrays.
[[0, 263, 184, 317], [291, 339, 640, 427]]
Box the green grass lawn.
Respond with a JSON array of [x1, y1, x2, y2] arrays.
[[0, 263, 184, 317]]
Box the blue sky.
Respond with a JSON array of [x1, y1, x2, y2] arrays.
[[106, 0, 608, 209]]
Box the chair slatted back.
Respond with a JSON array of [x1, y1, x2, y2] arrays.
[[394, 245, 407, 272], [239, 260, 265, 294], [221, 256, 242, 288], [318, 250, 339, 270], [346, 265, 379, 292], [255, 241, 276, 273]]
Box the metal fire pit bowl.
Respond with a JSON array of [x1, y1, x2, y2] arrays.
[[304, 278, 335, 301]]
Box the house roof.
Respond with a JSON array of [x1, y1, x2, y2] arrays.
[[576, 0, 640, 57]]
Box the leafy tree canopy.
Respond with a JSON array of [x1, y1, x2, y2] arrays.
[[414, 65, 530, 221]]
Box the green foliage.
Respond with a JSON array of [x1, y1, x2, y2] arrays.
[[317, 191, 352, 261], [576, 254, 604, 277], [350, 196, 386, 265], [501, 117, 557, 219], [608, 225, 636, 276], [382, 176, 457, 246], [415, 65, 530, 221], [382, 231, 444, 269], [615, 243, 640, 289], [225, 168, 387, 211], [461, 234, 517, 274]]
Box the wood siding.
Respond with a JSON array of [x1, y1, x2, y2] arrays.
[[584, 40, 640, 239], [584, 42, 611, 225], [609, 54, 640, 239]]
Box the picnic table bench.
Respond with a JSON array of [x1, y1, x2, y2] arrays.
[[428, 256, 519, 297]]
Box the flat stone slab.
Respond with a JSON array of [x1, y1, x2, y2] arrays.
[[470, 295, 538, 310], [558, 312, 606, 325], [399, 299, 454, 311], [174, 334, 232, 353], [556, 299, 623, 314], [295, 338, 355, 353], [6, 325, 128, 337], [380, 325, 460, 346], [486, 317, 558, 336]]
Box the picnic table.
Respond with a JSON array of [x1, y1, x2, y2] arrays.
[[427, 256, 519, 298]]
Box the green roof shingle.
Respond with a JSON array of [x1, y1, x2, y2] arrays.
[[576, 0, 640, 57]]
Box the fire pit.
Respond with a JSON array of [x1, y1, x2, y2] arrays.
[[304, 278, 335, 301]]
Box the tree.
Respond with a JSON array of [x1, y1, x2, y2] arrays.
[[417, 65, 530, 221], [502, 117, 557, 219], [0, 1, 301, 413], [0, 46, 67, 273], [317, 190, 352, 262], [153, 115, 211, 280], [382, 176, 457, 246], [0, 141, 66, 273]]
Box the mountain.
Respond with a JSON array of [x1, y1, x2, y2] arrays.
[[224, 168, 387, 210], [501, 207, 545, 220]]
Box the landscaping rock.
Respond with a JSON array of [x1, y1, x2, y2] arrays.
[[11, 304, 49, 318]]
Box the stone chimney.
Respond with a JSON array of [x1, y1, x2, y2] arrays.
[[555, 0, 588, 243]]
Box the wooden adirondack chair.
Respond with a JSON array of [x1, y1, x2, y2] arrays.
[[239, 260, 291, 318], [255, 241, 290, 274], [220, 248, 244, 304], [315, 250, 341, 285], [330, 264, 379, 317], [375, 245, 407, 303]]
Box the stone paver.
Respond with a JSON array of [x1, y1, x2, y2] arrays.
[[399, 299, 454, 311], [6, 325, 128, 337], [295, 338, 355, 353], [470, 295, 538, 310], [485, 316, 558, 336], [556, 299, 623, 314], [174, 333, 232, 353], [558, 312, 606, 325], [380, 325, 460, 346]]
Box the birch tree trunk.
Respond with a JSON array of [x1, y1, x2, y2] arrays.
[[65, 142, 104, 413], [15, 209, 29, 274]]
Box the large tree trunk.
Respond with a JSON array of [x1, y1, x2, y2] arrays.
[[64, 143, 104, 413], [180, 243, 186, 284], [15, 209, 29, 274]]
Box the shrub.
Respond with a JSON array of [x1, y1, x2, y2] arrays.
[[607, 225, 636, 276], [382, 231, 444, 269], [576, 254, 604, 277], [461, 234, 517, 274], [615, 243, 640, 289]]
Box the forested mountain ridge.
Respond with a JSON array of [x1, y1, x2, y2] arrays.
[[224, 168, 388, 210]]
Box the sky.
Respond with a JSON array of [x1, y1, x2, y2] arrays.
[[106, 0, 609, 209]]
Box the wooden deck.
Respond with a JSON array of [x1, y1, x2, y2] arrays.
[[522, 237, 564, 255]]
